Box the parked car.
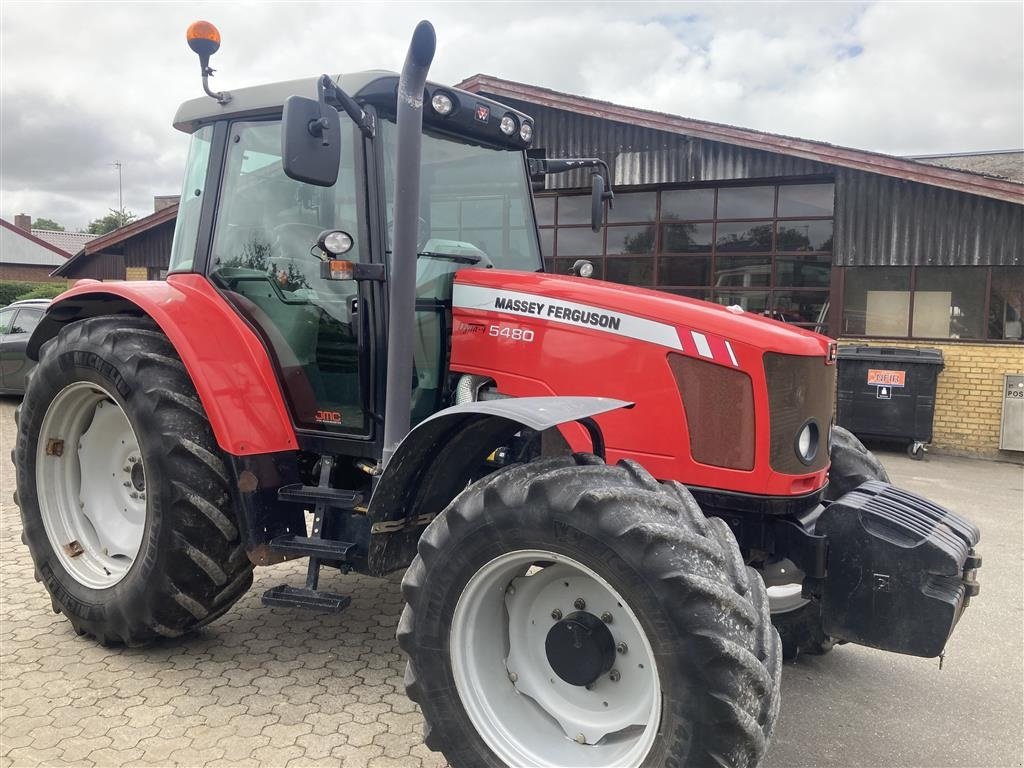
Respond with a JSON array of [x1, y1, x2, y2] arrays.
[[0, 299, 50, 395]]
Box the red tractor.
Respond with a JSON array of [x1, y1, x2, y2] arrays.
[[15, 20, 981, 768]]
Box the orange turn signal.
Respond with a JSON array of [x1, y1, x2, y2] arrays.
[[187, 20, 221, 56], [327, 260, 355, 281]]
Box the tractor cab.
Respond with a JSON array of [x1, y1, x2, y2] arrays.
[[169, 70, 564, 445]]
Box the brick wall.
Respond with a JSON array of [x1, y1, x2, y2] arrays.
[[838, 338, 1024, 460], [2, 264, 67, 283]]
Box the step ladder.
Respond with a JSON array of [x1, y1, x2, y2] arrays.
[[261, 456, 362, 613]]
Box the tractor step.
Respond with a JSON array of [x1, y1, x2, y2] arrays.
[[269, 535, 356, 560], [261, 585, 351, 613], [278, 484, 362, 509]]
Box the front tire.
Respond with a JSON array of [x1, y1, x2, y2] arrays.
[[399, 454, 781, 767], [14, 316, 253, 645]]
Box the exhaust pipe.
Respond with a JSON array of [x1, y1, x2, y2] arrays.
[[382, 20, 436, 468]]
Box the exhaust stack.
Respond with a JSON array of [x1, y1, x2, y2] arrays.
[[381, 21, 436, 468]]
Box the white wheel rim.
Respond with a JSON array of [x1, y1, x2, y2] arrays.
[[450, 549, 661, 767], [36, 382, 147, 589], [763, 559, 810, 614], [768, 583, 809, 614]]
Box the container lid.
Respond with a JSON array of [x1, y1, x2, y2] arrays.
[[837, 345, 944, 365]]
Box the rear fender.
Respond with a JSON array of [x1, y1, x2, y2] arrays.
[[27, 275, 297, 456], [363, 396, 631, 575]]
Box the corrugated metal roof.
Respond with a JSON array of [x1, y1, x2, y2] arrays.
[[458, 74, 1024, 206], [31, 229, 97, 256], [507, 99, 831, 189], [834, 169, 1023, 267], [0, 219, 69, 267], [905, 151, 1024, 184]]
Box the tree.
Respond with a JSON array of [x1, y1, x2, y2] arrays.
[[32, 217, 64, 231], [86, 209, 137, 235]]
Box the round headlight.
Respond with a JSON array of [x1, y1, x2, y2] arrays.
[[795, 420, 820, 465], [519, 121, 533, 142], [431, 92, 454, 116], [499, 114, 517, 136], [321, 230, 353, 256]]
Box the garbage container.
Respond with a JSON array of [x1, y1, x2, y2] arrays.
[[836, 346, 944, 459]]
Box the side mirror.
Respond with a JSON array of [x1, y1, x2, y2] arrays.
[[590, 173, 614, 232], [282, 95, 341, 187]]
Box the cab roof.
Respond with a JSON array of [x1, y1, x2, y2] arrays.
[[173, 70, 396, 133]]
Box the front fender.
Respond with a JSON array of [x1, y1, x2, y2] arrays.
[[364, 396, 631, 575], [28, 274, 297, 456]]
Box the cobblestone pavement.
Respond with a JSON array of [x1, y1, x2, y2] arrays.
[[2, 395, 1021, 767]]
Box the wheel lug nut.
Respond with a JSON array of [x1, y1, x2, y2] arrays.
[[609, 669, 621, 682], [123, 466, 131, 472], [128, 456, 137, 464], [601, 612, 613, 624], [616, 642, 628, 654], [123, 481, 131, 488], [551, 609, 562, 621], [573, 597, 586, 610]]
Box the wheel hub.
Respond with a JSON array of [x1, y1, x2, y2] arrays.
[[450, 549, 661, 766], [545, 611, 615, 687]]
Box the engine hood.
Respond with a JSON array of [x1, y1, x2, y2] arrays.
[[454, 268, 833, 358]]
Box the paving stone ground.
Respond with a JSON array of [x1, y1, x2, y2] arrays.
[[1, 395, 1021, 767], [0, 398, 446, 768]]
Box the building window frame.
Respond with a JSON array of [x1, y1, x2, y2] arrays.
[[838, 264, 1023, 343], [538, 177, 835, 334]]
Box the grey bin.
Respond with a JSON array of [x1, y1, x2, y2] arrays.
[[835, 346, 944, 459]]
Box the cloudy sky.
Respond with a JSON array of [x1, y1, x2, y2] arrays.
[[1, 1, 1021, 232]]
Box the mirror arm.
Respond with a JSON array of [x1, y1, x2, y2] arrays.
[[319, 75, 375, 138], [528, 157, 614, 205]]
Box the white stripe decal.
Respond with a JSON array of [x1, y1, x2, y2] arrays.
[[690, 331, 713, 359], [725, 340, 739, 367], [453, 284, 683, 351]]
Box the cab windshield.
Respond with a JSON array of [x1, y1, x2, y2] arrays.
[[380, 121, 542, 424], [381, 121, 542, 282]]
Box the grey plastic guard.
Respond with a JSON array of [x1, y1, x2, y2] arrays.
[[418, 396, 632, 435]]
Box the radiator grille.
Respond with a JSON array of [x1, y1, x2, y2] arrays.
[[764, 353, 835, 475]]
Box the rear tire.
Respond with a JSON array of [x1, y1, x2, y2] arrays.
[[14, 316, 253, 645], [399, 454, 781, 767], [768, 425, 889, 660]]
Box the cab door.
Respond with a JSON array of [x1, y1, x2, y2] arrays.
[[208, 115, 375, 441]]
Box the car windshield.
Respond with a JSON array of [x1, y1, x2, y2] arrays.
[[380, 121, 542, 279]]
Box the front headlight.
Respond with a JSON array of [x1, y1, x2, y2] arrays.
[[795, 420, 820, 465]]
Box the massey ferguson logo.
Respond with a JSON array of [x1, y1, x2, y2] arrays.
[[314, 410, 343, 424]]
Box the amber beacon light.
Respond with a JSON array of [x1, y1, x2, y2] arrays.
[[186, 20, 221, 56], [186, 20, 231, 104]]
